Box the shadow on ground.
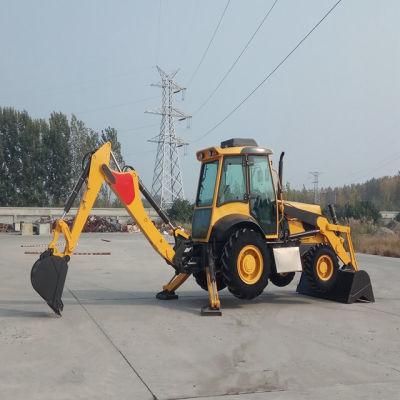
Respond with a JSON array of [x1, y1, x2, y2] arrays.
[[1, 288, 313, 318]]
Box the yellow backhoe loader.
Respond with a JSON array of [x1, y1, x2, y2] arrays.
[[31, 138, 374, 316]]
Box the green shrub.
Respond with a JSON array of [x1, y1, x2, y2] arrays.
[[167, 199, 194, 223]]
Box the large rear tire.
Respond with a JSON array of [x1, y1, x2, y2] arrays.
[[221, 228, 271, 299], [302, 244, 339, 293]]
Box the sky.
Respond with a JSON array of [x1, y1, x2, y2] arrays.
[[1, 0, 399, 200]]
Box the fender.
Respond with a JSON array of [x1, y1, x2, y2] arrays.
[[210, 214, 265, 245]]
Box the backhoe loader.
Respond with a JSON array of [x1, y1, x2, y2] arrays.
[[31, 138, 374, 316]]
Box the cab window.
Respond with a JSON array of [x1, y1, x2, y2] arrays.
[[248, 155, 277, 234], [196, 161, 218, 207], [218, 156, 246, 205]]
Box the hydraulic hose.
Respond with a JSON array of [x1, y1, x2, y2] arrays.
[[123, 165, 175, 229], [62, 154, 91, 217]]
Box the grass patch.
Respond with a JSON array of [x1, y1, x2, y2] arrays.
[[353, 233, 400, 258], [349, 219, 400, 257]]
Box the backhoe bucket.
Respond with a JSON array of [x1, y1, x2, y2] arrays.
[[31, 250, 69, 315]]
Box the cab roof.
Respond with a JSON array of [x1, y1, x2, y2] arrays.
[[196, 138, 273, 162]]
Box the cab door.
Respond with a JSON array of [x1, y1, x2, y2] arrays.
[[248, 155, 278, 235]]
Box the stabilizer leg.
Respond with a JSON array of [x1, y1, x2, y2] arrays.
[[201, 246, 222, 316], [156, 273, 189, 300]]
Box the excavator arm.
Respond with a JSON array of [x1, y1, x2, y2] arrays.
[[31, 142, 190, 315]]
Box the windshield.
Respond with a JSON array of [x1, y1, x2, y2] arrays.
[[217, 156, 246, 205], [196, 161, 219, 207]]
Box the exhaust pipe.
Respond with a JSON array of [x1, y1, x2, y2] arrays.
[[328, 203, 339, 225], [278, 152, 285, 200]]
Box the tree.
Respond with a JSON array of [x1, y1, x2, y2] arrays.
[[98, 127, 125, 207], [18, 115, 48, 206], [167, 199, 194, 223], [0, 107, 21, 205], [101, 127, 124, 167], [334, 201, 380, 223], [43, 112, 72, 206], [70, 115, 99, 181], [0, 107, 129, 207], [0, 114, 7, 205]]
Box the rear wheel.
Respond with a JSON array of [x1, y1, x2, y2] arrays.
[[302, 244, 339, 292], [193, 270, 226, 292], [221, 228, 270, 299]]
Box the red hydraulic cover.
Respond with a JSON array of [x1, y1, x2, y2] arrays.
[[110, 172, 135, 205]]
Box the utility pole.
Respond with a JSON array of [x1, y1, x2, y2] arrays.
[[309, 171, 321, 204], [146, 66, 191, 209]]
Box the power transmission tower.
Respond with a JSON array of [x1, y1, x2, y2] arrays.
[[146, 66, 191, 209], [309, 171, 321, 204]]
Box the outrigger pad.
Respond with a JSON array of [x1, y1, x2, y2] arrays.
[[156, 290, 178, 300], [201, 306, 222, 316], [297, 269, 375, 304], [31, 250, 69, 315]]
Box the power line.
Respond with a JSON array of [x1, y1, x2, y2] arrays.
[[0, 66, 154, 101], [155, 0, 162, 64], [193, 0, 279, 115], [124, 148, 156, 158], [74, 96, 158, 115], [187, 0, 231, 86], [179, 1, 199, 62], [192, 0, 343, 143], [117, 123, 159, 134]]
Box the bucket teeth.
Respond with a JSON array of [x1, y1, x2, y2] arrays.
[[31, 251, 69, 315]]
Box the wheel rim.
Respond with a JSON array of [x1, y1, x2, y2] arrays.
[[237, 245, 263, 285], [316, 255, 334, 281]]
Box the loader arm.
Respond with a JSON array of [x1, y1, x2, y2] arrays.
[[283, 202, 358, 270], [316, 217, 359, 271]]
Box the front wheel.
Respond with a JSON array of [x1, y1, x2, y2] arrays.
[[302, 244, 339, 293], [221, 228, 271, 299]]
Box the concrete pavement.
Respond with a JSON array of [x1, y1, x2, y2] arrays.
[[0, 232, 399, 399]]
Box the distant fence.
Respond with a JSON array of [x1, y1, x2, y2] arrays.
[[0, 207, 159, 224]]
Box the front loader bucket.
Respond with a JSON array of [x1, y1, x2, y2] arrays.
[[297, 269, 375, 304], [31, 250, 69, 315]]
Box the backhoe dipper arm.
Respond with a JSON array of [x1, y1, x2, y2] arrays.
[[49, 143, 111, 257]]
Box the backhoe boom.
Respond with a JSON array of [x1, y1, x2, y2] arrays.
[[32, 142, 190, 314]]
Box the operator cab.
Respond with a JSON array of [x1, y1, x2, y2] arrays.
[[192, 138, 278, 241]]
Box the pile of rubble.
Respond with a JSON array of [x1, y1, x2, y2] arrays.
[[84, 216, 123, 232], [0, 223, 12, 233], [61, 216, 127, 233], [1, 216, 172, 235]]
